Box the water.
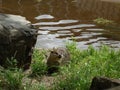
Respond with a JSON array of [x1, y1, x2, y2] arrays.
[[0, 0, 120, 49]]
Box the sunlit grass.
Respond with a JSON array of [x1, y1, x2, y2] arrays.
[[53, 42, 120, 90], [0, 68, 24, 90], [0, 42, 120, 90], [31, 49, 47, 76]]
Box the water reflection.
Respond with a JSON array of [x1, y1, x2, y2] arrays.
[[35, 14, 54, 20], [34, 20, 78, 25], [39, 24, 95, 30], [0, 0, 120, 49]]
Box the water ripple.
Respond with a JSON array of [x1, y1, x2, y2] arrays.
[[35, 14, 54, 20], [33, 20, 78, 25], [39, 24, 95, 30]]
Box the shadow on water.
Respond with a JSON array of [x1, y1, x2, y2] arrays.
[[0, 0, 120, 49]]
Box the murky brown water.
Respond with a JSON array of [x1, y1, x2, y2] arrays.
[[0, 0, 120, 49]]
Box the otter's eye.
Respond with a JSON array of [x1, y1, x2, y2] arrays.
[[51, 51, 54, 53]]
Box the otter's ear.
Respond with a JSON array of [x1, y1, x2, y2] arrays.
[[48, 49, 51, 52], [53, 47, 57, 51]]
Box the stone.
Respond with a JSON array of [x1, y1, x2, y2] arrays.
[[89, 77, 120, 90], [106, 86, 120, 90], [0, 13, 37, 70]]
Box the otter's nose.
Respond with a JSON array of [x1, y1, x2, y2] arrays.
[[58, 55, 61, 58]]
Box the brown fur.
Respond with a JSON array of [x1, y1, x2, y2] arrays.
[[46, 47, 71, 74]]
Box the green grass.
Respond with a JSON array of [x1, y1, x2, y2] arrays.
[[0, 42, 120, 90], [31, 49, 47, 76], [24, 83, 46, 90], [0, 49, 47, 90], [53, 42, 120, 90], [0, 68, 24, 90]]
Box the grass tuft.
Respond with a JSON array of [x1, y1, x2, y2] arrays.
[[31, 49, 47, 76]]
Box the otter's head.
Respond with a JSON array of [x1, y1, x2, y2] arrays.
[[46, 49, 62, 74], [46, 50, 62, 66]]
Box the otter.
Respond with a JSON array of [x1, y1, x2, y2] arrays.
[[46, 47, 71, 74]]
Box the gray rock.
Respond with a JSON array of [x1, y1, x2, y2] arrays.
[[0, 13, 37, 70]]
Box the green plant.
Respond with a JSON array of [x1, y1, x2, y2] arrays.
[[53, 42, 120, 90], [5, 58, 18, 70], [0, 58, 24, 90], [0, 42, 120, 90], [25, 83, 46, 90], [0, 68, 24, 90], [31, 49, 47, 76], [93, 18, 114, 25]]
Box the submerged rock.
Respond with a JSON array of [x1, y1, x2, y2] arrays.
[[0, 13, 37, 70]]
